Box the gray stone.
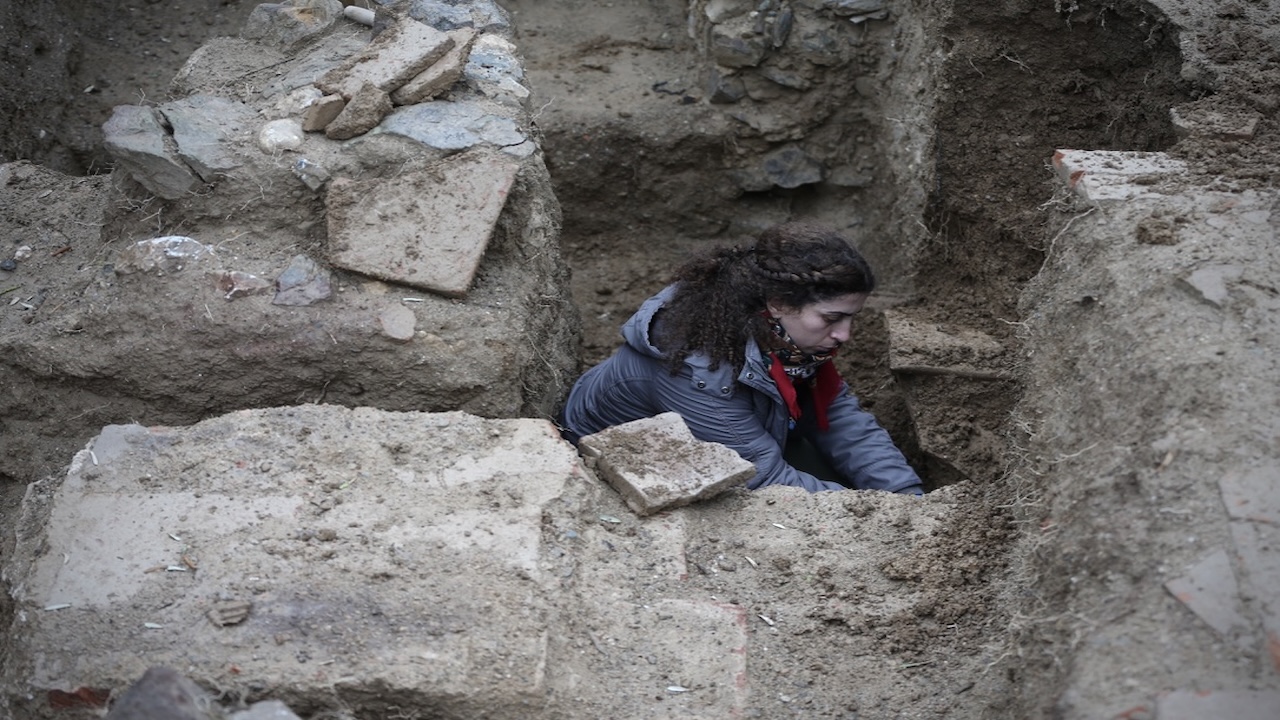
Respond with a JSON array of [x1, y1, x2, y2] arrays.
[[710, 22, 768, 68], [160, 95, 257, 182], [376, 99, 526, 150], [578, 412, 756, 517], [761, 144, 824, 188], [325, 82, 394, 140], [316, 15, 455, 100], [1179, 264, 1244, 307], [1163, 548, 1254, 647], [325, 150, 520, 297], [102, 667, 213, 720], [242, 0, 344, 49], [759, 65, 811, 90], [409, 0, 510, 32], [102, 105, 201, 200], [824, 0, 888, 18], [707, 67, 747, 104], [464, 34, 529, 104], [291, 157, 332, 190], [797, 30, 842, 66], [771, 6, 794, 48], [272, 254, 332, 306]]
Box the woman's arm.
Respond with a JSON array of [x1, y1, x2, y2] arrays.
[[816, 388, 924, 494], [650, 367, 847, 492]]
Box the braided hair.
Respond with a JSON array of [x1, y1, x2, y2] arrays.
[[660, 222, 876, 373]]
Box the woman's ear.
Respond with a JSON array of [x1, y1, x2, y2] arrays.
[[765, 299, 786, 317]]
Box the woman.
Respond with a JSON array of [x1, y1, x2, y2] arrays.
[[560, 222, 924, 495]]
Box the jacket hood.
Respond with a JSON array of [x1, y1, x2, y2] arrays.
[[620, 284, 679, 361]]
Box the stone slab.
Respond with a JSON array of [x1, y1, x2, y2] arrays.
[[1051, 149, 1188, 204], [1163, 547, 1254, 648], [316, 15, 454, 100], [1228, 519, 1280, 673], [391, 27, 478, 105], [102, 105, 201, 200], [325, 149, 519, 297], [1156, 689, 1280, 720], [1219, 465, 1280, 525], [578, 412, 756, 517], [2, 406, 579, 719], [376, 99, 527, 150], [160, 94, 258, 182]]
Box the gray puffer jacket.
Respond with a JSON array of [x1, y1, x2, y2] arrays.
[[562, 286, 924, 494]]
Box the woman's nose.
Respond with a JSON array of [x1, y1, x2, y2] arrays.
[[831, 319, 852, 343]]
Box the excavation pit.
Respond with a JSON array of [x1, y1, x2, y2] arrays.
[[2, 1, 1279, 718]]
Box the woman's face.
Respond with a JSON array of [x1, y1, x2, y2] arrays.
[[767, 293, 869, 354]]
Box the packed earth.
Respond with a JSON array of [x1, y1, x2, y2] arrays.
[[0, 0, 1278, 718]]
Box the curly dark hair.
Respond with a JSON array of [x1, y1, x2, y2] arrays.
[[660, 222, 876, 373]]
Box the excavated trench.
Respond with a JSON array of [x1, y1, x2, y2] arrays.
[[507, 0, 1191, 491], [0, 0, 1198, 715]]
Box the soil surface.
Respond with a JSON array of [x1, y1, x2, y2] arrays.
[[1, 0, 1278, 718]]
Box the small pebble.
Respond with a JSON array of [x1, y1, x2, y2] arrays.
[[0, 259, 15, 271]]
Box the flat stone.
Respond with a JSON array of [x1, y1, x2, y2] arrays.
[[1163, 547, 1254, 648], [316, 15, 454, 100], [1229, 519, 1280, 672], [272, 254, 332, 306], [2, 407, 576, 718], [376, 99, 526, 150], [1051, 149, 1188, 204], [325, 150, 520, 297], [409, 0, 510, 32], [378, 302, 416, 342], [302, 94, 345, 132], [242, 0, 344, 49], [160, 95, 258, 182], [391, 27, 477, 105], [102, 105, 201, 200], [1179, 264, 1244, 307], [710, 19, 767, 68], [1220, 465, 1280, 524], [324, 82, 393, 140], [1156, 689, 1280, 720], [102, 667, 212, 720], [578, 412, 756, 517]]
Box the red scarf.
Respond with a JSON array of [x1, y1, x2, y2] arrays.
[[767, 353, 843, 431]]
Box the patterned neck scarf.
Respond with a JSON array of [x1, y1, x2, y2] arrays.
[[763, 314, 836, 379], [760, 314, 844, 432]]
